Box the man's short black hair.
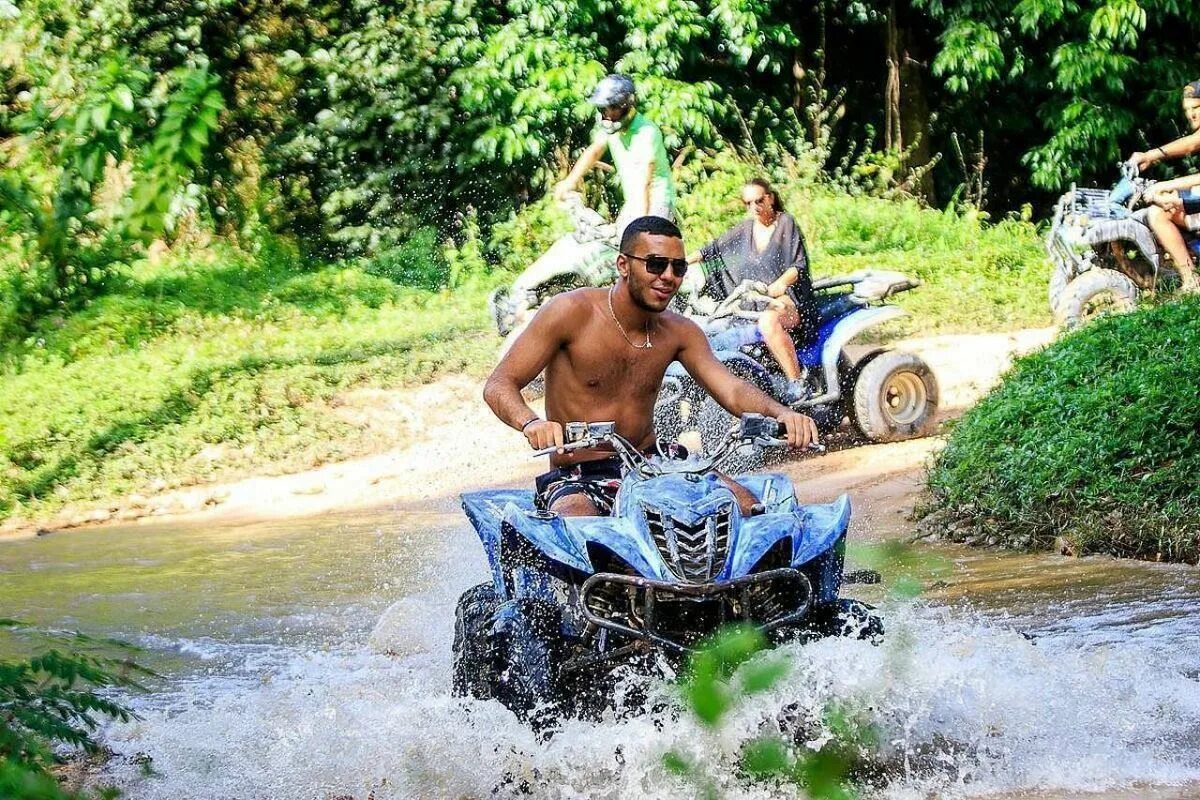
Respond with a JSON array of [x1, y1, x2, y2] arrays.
[[620, 215, 683, 253]]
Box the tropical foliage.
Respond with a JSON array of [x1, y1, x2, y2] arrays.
[[4, 0, 1200, 329], [919, 0, 1200, 190]]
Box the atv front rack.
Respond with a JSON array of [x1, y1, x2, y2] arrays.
[[578, 568, 814, 655]]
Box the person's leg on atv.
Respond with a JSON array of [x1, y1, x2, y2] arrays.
[[549, 492, 603, 517], [1147, 205, 1200, 292], [716, 475, 762, 515], [758, 298, 807, 402]]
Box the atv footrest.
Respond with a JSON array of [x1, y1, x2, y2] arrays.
[[580, 568, 814, 653]]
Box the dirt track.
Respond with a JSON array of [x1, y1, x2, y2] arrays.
[[0, 328, 1056, 540]]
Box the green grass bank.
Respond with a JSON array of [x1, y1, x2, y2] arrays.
[[0, 242, 497, 524], [923, 298, 1200, 563], [1, 177, 1050, 527]]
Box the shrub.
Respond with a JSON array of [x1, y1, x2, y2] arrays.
[[360, 226, 451, 290], [485, 194, 575, 276], [924, 298, 1200, 562]]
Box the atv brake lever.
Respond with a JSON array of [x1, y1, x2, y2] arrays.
[[531, 438, 596, 457]]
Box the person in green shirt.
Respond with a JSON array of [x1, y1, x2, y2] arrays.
[[553, 74, 676, 236]]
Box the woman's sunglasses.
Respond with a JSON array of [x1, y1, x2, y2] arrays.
[[621, 252, 689, 278]]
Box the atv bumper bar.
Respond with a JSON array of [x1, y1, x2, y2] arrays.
[[579, 568, 814, 654]]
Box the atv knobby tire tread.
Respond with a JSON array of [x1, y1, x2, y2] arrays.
[[1055, 269, 1138, 329], [491, 598, 570, 728], [452, 582, 501, 699]]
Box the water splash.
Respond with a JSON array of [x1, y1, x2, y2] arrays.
[[97, 587, 1200, 799]]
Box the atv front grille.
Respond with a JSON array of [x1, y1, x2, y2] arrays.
[[643, 503, 733, 582], [580, 569, 813, 653], [1069, 187, 1122, 220]]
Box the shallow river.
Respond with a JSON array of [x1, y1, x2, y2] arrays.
[[2, 505, 1198, 799]]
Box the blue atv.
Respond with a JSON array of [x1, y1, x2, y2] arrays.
[[453, 415, 881, 725], [656, 270, 939, 466]]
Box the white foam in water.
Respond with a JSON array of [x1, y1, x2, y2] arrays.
[[96, 590, 1200, 800]]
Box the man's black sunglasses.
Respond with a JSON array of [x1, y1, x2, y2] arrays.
[[621, 252, 689, 278]]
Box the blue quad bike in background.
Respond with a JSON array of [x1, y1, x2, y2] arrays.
[[1046, 161, 1190, 328], [655, 270, 940, 467], [453, 415, 882, 726]]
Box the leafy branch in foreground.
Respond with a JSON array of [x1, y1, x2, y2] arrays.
[[0, 621, 151, 799], [665, 624, 877, 800]]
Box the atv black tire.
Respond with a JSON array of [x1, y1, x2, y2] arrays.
[[851, 350, 938, 443], [491, 598, 570, 727], [451, 582, 501, 700], [808, 599, 884, 642], [1055, 269, 1138, 329], [771, 599, 884, 645]]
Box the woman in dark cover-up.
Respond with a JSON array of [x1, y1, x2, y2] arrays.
[[686, 178, 818, 402]]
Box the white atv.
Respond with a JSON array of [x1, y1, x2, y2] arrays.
[[489, 192, 618, 353], [1046, 162, 1189, 328]]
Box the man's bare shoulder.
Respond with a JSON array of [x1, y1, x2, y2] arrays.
[[536, 287, 602, 318]]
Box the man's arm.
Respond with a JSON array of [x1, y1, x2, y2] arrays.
[[1131, 130, 1200, 171], [1148, 172, 1200, 195], [555, 141, 608, 200], [639, 157, 654, 217], [483, 294, 575, 449], [674, 319, 818, 448]]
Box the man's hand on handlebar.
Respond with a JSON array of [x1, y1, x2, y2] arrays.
[[775, 409, 820, 450], [1129, 151, 1162, 173], [523, 419, 565, 451]]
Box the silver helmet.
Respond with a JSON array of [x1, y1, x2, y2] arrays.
[[590, 74, 636, 132]]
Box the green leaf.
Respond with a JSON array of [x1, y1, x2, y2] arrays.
[[186, 123, 210, 147], [742, 736, 791, 778], [199, 107, 220, 131], [91, 103, 112, 131], [201, 90, 225, 112], [739, 656, 789, 694], [182, 139, 205, 165], [112, 85, 135, 113], [662, 751, 693, 776], [683, 678, 731, 726]]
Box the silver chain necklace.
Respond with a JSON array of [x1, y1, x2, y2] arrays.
[[607, 286, 652, 349]]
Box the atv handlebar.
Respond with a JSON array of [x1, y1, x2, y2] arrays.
[[532, 414, 822, 473], [684, 270, 921, 322]]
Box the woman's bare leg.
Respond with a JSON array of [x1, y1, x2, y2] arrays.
[[758, 300, 803, 380]]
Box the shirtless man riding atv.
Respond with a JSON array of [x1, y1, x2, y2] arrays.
[[483, 215, 818, 517]]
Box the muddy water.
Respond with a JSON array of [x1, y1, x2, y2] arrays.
[[2, 510, 1198, 799]]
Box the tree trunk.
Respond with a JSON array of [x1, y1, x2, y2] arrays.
[[887, 0, 936, 201]]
